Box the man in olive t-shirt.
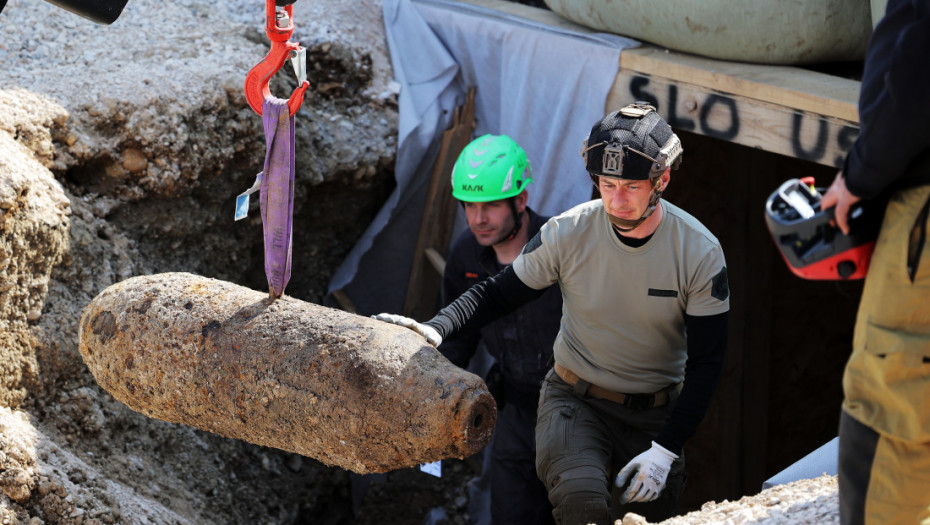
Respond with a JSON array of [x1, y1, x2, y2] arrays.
[[375, 104, 729, 524]]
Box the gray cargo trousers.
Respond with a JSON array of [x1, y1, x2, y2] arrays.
[[535, 368, 686, 525]]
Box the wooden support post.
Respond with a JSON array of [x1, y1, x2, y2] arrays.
[[424, 247, 447, 277], [403, 88, 477, 321]]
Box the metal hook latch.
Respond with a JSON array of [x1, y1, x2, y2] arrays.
[[289, 47, 307, 87], [243, 0, 311, 117]]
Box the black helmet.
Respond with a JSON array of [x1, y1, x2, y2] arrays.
[[581, 103, 683, 181], [582, 103, 683, 232], [765, 177, 884, 280]]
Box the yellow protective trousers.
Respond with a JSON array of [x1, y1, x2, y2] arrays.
[[840, 184, 930, 525]]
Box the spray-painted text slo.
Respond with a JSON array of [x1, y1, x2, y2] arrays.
[[608, 74, 859, 168]]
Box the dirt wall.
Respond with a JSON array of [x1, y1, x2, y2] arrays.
[[0, 1, 398, 523]]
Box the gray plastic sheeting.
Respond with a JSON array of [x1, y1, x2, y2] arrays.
[[762, 437, 838, 490]]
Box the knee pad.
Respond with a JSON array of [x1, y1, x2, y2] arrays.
[[547, 465, 610, 525]]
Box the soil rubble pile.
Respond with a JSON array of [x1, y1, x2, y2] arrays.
[[1, 0, 402, 522]]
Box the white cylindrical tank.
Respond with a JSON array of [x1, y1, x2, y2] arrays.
[[544, 0, 872, 64]]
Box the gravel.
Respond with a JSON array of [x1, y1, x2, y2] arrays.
[[621, 475, 840, 525]]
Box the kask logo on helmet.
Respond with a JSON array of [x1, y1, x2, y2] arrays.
[[461, 184, 484, 192]]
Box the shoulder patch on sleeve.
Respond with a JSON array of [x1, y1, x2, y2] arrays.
[[522, 231, 543, 255], [711, 267, 729, 301]]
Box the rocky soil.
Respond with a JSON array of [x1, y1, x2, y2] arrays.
[[0, 0, 846, 523], [632, 475, 840, 525], [0, 0, 405, 523]]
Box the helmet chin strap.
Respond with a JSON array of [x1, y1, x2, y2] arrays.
[[607, 177, 664, 233], [498, 201, 524, 243]]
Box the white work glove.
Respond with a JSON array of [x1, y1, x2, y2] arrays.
[[614, 441, 678, 504], [371, 313, 442, 347]]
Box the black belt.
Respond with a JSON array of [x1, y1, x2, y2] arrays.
[[554, 363, 678, 409]]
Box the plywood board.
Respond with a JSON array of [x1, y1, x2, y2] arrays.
[[404, 88, 477, 321], [618, 47, 859, 122], [608, 71, 859, 168]]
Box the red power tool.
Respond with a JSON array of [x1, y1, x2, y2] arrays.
[[765, 177, 884, 280]]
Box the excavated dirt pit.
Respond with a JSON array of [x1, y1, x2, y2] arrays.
[[0, 0, 853, 523]]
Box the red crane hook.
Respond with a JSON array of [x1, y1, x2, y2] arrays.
[[243, 0, 310, 117]]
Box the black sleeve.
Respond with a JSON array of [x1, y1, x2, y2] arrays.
[[436, 245, 481, 368], [844, 0, 930, 198], [437, 329, 481, 368], [424, 265, 546, 341], [654, 311, 729, 455]]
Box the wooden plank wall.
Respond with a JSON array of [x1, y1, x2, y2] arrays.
[[608, 48, 859, 169], [403, 89, 477, 321]]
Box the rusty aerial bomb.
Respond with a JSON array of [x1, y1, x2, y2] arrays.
[[78, 272, 496, 474]]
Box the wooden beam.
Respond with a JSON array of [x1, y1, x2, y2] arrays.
[[617, 47, 859, 122], [608, 71, 859, 169]]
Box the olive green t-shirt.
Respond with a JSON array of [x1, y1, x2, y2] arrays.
[[513, 199, 729, 393]]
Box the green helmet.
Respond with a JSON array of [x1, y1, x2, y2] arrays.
[[451, 134, 533, 202]]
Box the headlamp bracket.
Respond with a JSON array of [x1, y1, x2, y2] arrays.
[[619, 103, 656, 118], [602, 144, 624, 175]]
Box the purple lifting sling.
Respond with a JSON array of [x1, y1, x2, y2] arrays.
[[260, 98, 295, 298]]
